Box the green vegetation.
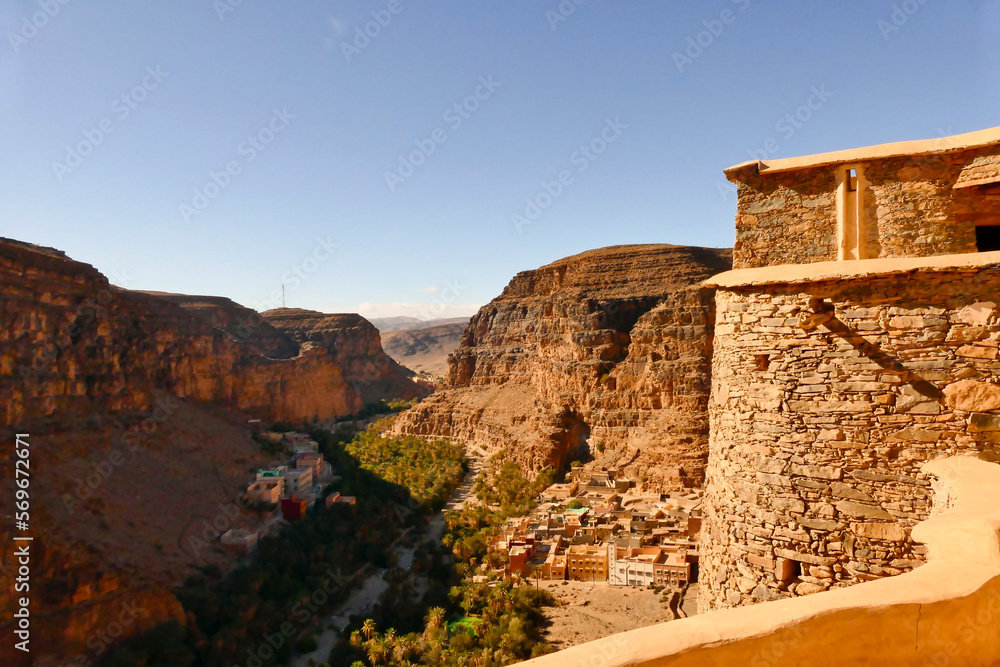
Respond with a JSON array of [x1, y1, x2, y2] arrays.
[[386, 396, 421, 412], [97, 420, 464, 667], [473, 459, 556, 517], [349, 582, 554, 666], [358, 396, 423, 417], [331, 455, 558, 666], [566, 499, 583, 510], [347, 420, 465, 511]]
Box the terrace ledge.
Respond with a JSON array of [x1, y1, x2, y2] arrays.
[[518, 456, 1000, 667], [703, 250, 1000, 290]]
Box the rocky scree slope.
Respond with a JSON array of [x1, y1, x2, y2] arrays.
[[381, 321, 469, 378]]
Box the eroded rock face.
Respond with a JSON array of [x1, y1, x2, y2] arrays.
[[0, 237, 426, 660], [0, 238, 427, 428], [261, 309, 430, 406], [394, 244, 732, 489]]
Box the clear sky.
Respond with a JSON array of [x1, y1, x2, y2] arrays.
[[1, 1, 997, 319]]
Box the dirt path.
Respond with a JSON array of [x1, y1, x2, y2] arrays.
[[292, 447, 486, 666], [538, 580, 677, 651]]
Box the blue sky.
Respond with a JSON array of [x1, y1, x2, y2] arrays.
[[1, 0, 996, 319]]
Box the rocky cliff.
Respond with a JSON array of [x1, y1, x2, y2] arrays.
[[261, 308, 430, 406], [1, 238, 430, 428], [0, 237, 425, 663], [394, 244, 732, 489]]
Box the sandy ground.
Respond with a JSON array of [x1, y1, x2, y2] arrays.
[[538, 580, 680, 651]]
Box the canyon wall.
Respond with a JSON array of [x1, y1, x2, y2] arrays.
[[394, 244, 731, 489], [261, 308, 430, 406], [1, 238, 428, 429], [0, 237, 424, 662], [700, 253, 1000, 611]]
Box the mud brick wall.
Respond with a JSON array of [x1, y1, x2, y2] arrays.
[[701, 262, 1000, 610], [730, 145, 1000, 269]]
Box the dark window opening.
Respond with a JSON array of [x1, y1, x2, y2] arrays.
[[976, 226, 1000, 252], [847, 168, 858, 192]]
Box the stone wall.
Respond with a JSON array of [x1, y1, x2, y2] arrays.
[[518, 457, 1000, 667], [729, 144, 1000, 269], [701, 256, 1000, 611]]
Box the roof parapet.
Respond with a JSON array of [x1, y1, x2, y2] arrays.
[[724, 125, 1000, 179]]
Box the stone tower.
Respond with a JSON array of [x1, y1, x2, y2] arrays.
[[701, 126, 1000, 609]]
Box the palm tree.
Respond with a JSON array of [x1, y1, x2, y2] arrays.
[[501, 589, 514, 613], [426, 606, 446, 630], [366, 638, 388, 666], [362, 618, 377, 641]]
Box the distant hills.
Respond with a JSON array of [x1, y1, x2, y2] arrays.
[[369, 315, 472, 333], [375, 317, 471, 378]]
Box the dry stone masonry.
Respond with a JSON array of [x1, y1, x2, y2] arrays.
[[727, 127, 1000, 268], [702, 126, 1000, 610]]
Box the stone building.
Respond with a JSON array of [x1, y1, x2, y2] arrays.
[[727, 126, 1000, 268], [701, 126, 1000, 610]]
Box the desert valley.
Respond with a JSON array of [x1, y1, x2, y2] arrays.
[[4, 4, 1000, 666], [9, 125, 1000, 666]]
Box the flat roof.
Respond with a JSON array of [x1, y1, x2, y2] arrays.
[[725, 125, 1000, 178], [704, 250, 1000, 289]]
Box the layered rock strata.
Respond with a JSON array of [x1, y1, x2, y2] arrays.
[[395, 244, 731, 489], [1, 238, 424, 428], [0, 237, 424, 661], [261, 309, 430, 405]]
